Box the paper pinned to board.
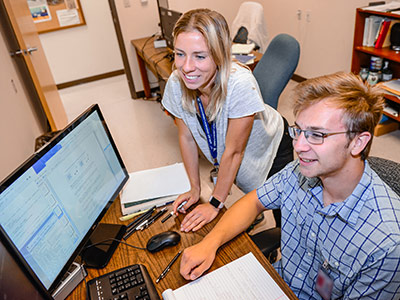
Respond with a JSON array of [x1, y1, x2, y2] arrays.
[[120, 163, 190, 215]]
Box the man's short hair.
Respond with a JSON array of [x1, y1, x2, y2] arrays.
[[293, 72, 385, 160]]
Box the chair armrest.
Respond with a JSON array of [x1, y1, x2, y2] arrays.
[[250, 227, 281, 262]]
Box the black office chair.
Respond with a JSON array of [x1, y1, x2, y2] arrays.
[[250, 156, 400, 263]]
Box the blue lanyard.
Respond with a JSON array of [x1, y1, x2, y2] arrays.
[[196, 97, 219, 167]]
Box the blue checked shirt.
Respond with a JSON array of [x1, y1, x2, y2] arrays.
[[257, 160, 400, 299]]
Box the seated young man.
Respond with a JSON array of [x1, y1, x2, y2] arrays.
[[179, 72, 400, 299]]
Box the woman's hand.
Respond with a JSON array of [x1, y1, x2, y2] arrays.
[[173, 189, 200, 215], [180, 203, 220, 232]]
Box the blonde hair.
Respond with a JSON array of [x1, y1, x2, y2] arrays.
[[173, 9, 232, 121], [293, 72, 385, 160]]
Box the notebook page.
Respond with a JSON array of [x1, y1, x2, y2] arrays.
[[163, 252, 290, 300]]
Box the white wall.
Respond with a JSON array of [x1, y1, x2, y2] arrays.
[[263, 0, 371, 78], [117, 0, 372, 91], [114, 0, 160, 93], [40, 0, 372, 90], [39, 0, 123, 84]]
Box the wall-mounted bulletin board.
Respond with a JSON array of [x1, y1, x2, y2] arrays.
[[27, 0, 86, 34]]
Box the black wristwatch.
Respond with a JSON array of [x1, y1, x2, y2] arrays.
[[209, 196, 224, 209]]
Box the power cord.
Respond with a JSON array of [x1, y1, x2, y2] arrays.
[[140, 33, 157, 57], [82, 238, 147, 251]]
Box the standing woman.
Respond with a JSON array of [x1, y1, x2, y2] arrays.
[[162, 8, 292, 232]]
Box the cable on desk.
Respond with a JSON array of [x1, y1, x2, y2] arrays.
[[82, 238, 147, 251], [141, 33, 157, 57], [148, 50, 169, 61], [153, 53, 171, 82]]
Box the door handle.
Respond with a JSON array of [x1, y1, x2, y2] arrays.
[[26, 47, 38, 54], [10, 47, 38, 57], [10, 49, 24, 56]]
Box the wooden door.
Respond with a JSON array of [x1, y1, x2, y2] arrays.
[[2, 0, 68, 131]]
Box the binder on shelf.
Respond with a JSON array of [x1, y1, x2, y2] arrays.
[[363, 17, 371, 46], [366, 16, 384, 47], [375, 19, 391, 48], [120, 163, 190, 215]]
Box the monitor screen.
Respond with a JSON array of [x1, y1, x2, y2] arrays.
[[158, 6, 182, 49], [0, 104, 128, 294], [0, 238, 52, 300]]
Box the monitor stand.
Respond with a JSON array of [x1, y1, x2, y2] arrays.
[[81, 223, 126, 269]]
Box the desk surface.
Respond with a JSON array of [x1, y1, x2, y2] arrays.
[[67, 197, 297, 299]]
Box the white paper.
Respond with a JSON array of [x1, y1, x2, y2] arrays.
[[381, 79, 400, 91], [361, 2, 400, 12], [120, 163, 190, 215], [162, 252, 290, 300], [56, 9, 80, 27], [231, 43, 255, 54]]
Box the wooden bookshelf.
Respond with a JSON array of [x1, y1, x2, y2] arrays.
[[351, 8, 400, 131]]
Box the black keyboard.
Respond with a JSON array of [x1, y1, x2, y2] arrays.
[[87, 264, 160, 300]]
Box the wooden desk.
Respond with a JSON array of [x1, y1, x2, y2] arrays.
[[131, 36, 262, 99], [67, 197, 297, 299]]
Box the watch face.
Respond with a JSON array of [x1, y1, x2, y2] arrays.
[[210, 197, 223, 209]]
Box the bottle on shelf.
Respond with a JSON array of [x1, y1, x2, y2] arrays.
[[359, 67, 369, 81], [382, 60, 393, 82]]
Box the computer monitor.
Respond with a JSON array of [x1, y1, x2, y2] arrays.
[[0, 104, 129, 295], [0, 238, 52, 300], [157, 6, 182, 49]]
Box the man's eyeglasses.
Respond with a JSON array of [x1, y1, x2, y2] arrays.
[[288, 126, 358, 145]]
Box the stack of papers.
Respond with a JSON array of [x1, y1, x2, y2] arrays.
[[380, 79, 400, 96], [232, 43, 255, 54], [361, 2, 400, 12], [120, 163, 190, 215]]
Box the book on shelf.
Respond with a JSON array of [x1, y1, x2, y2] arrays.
[[120, 163, 190, 215], [375, 19, 391, 48], [161, 252, 290, 300], [364, 16, 384, 47], [383, 20, 400, 48]]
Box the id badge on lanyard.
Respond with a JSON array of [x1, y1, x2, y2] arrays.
[[197, 97, 219, 185], [316, 259, 333, 300]]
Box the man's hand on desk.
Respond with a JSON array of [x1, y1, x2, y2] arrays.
[[180, 240, 218, 280]]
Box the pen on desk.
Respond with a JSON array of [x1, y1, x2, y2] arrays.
[[126, 206, 155, 230], [156, 250, 182, 283], [141, 207, 168, 230], [123, 206, 156, 240], [119, 209, 148, 222], [161, 201, 187, 223]]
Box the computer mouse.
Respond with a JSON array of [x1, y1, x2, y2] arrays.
[[146, 231, 181, 253]]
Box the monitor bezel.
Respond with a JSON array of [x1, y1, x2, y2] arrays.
[[157, 6, 182, 50], [0, 104, 129, 294], [0, 238, 53, 299]]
